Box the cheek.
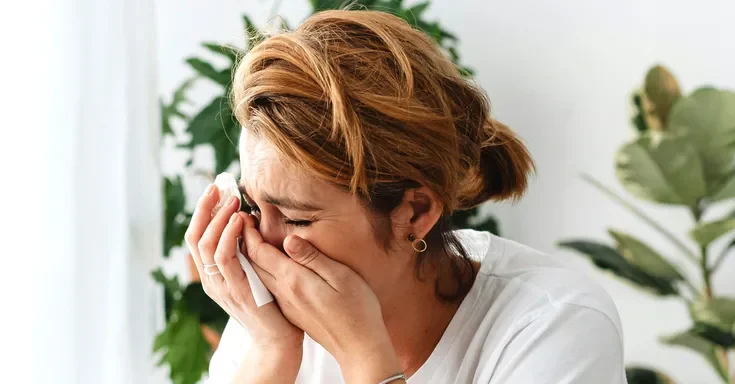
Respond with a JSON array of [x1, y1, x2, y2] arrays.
[[304, 216, 388, 279]]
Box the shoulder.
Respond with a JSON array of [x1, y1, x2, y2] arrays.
[[457, 232, 626, 382], [460, 230, 623, 340]]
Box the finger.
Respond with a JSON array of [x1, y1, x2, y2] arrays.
[[284, 235, 351, 289], [199, 194, 241, 266], [185, 184, 219, 276], [215, 213, 248, 289], [242, 216, 295, 279]]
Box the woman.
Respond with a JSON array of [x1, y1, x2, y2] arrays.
[[186, 10, 625, 384]]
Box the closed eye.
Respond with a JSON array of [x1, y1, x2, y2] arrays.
[[285, 219, 312, 227], [238, 185, 313, 227]]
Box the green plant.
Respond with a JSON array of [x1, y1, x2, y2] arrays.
[[155, 1, 499, 383], [559, 64, 735, 384]]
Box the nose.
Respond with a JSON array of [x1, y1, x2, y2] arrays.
[[256, 214, 286, 253]]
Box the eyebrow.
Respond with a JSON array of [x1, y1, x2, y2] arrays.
[[262, 192, 324, 212], [238, 179, 323, 212]]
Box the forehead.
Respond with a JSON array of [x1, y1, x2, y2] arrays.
[[238, 129, 318, 194]]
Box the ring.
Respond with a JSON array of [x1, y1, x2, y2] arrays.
[[203, 263, 217, 268], [203, 264, 221, 276], [204, 268, 221, 276]]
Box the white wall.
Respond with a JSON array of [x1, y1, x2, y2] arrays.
[[155, 1, 735, 383]]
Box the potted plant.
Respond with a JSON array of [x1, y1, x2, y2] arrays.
[[560, 64, 735, 383]]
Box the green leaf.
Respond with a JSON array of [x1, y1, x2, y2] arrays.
[[408, 2, 429, 18], [692, 296, 735, 331], [213, 116, 240, 174], [624, 366, 674, 384], [201, 42, 240, 62], [447, 47, 459, 63], [154, 305, 211, 384], [668, 87, 735, 195], [660, 330, 728, 381], [690, 218, 735, 247], [180, 94, 238, 172], [310, 0, 346, 11], [171, 78, 196, 108], [422, 21, 442, 42], [615, 133, 707, 207], [439, 28, 458, 42], [186, 57, 231, 87], [384, 0, 403, 12], [183, 282, 229, 334], [161, 78, 196, 135], [631, 93, 650, 134], [608, 230, 682, 280], [161, 100, 173, 135], [402, 1, 429, 25], [710, 171, 735, 202], [151, 268, 182, 321], [558, 240, 678, 295], [163, 176, 189, 257], [691, 322, 735, 348], [458, 66, 474, 78], [243, 16, 264, 49], [184, 96, 232, 148]]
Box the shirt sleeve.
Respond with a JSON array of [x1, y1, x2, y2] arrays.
[[487, 305, 627, 384], [206, 317, 251, 384]]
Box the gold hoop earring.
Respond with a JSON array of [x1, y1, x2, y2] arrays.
[[408, 233, 427, 253]]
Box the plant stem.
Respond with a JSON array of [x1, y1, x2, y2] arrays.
[[701, 245, 713, 298], [691, 206, 713, 299], [582, 174, 700, 264], [690, 207, 732, 383]]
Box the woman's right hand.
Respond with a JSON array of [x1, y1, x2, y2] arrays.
[[185, 184, 304, 356]]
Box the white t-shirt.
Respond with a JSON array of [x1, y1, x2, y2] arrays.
[[208, 230, 627, 383]]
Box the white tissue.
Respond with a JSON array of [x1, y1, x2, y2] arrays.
[[212, 173, 241, 215], [213, 172, 274, 307]]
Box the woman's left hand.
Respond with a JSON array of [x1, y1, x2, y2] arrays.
[[242, 219, 402, 382]]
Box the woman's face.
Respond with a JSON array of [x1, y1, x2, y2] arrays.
[[238, 132, 420, 299]]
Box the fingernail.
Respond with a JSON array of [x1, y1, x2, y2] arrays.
[[228, 196, 239, 206], [205, 184, 215, 195], [286, 236, 303, 253], [230, 214, 240, 225]]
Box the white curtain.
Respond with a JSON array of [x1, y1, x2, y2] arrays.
[[1, 0, 164, 383]]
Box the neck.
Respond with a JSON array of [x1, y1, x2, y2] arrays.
[[378, 267, 462, 376]]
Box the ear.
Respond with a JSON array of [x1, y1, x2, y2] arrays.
[[391, 186, 443, 239]]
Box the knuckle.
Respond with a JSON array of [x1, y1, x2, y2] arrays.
[[213, 250, 228, 264], [184, 230, 196, 248], [230, 284, 247, 303], [247, 240, 262, 260], [298, 249, 319, 266], [198, 237, 215, 256], [207, 281, 228, 300], [283, 272, 301, 295]]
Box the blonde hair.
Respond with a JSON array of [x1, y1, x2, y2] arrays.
[[232, 10, 534, 299]]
